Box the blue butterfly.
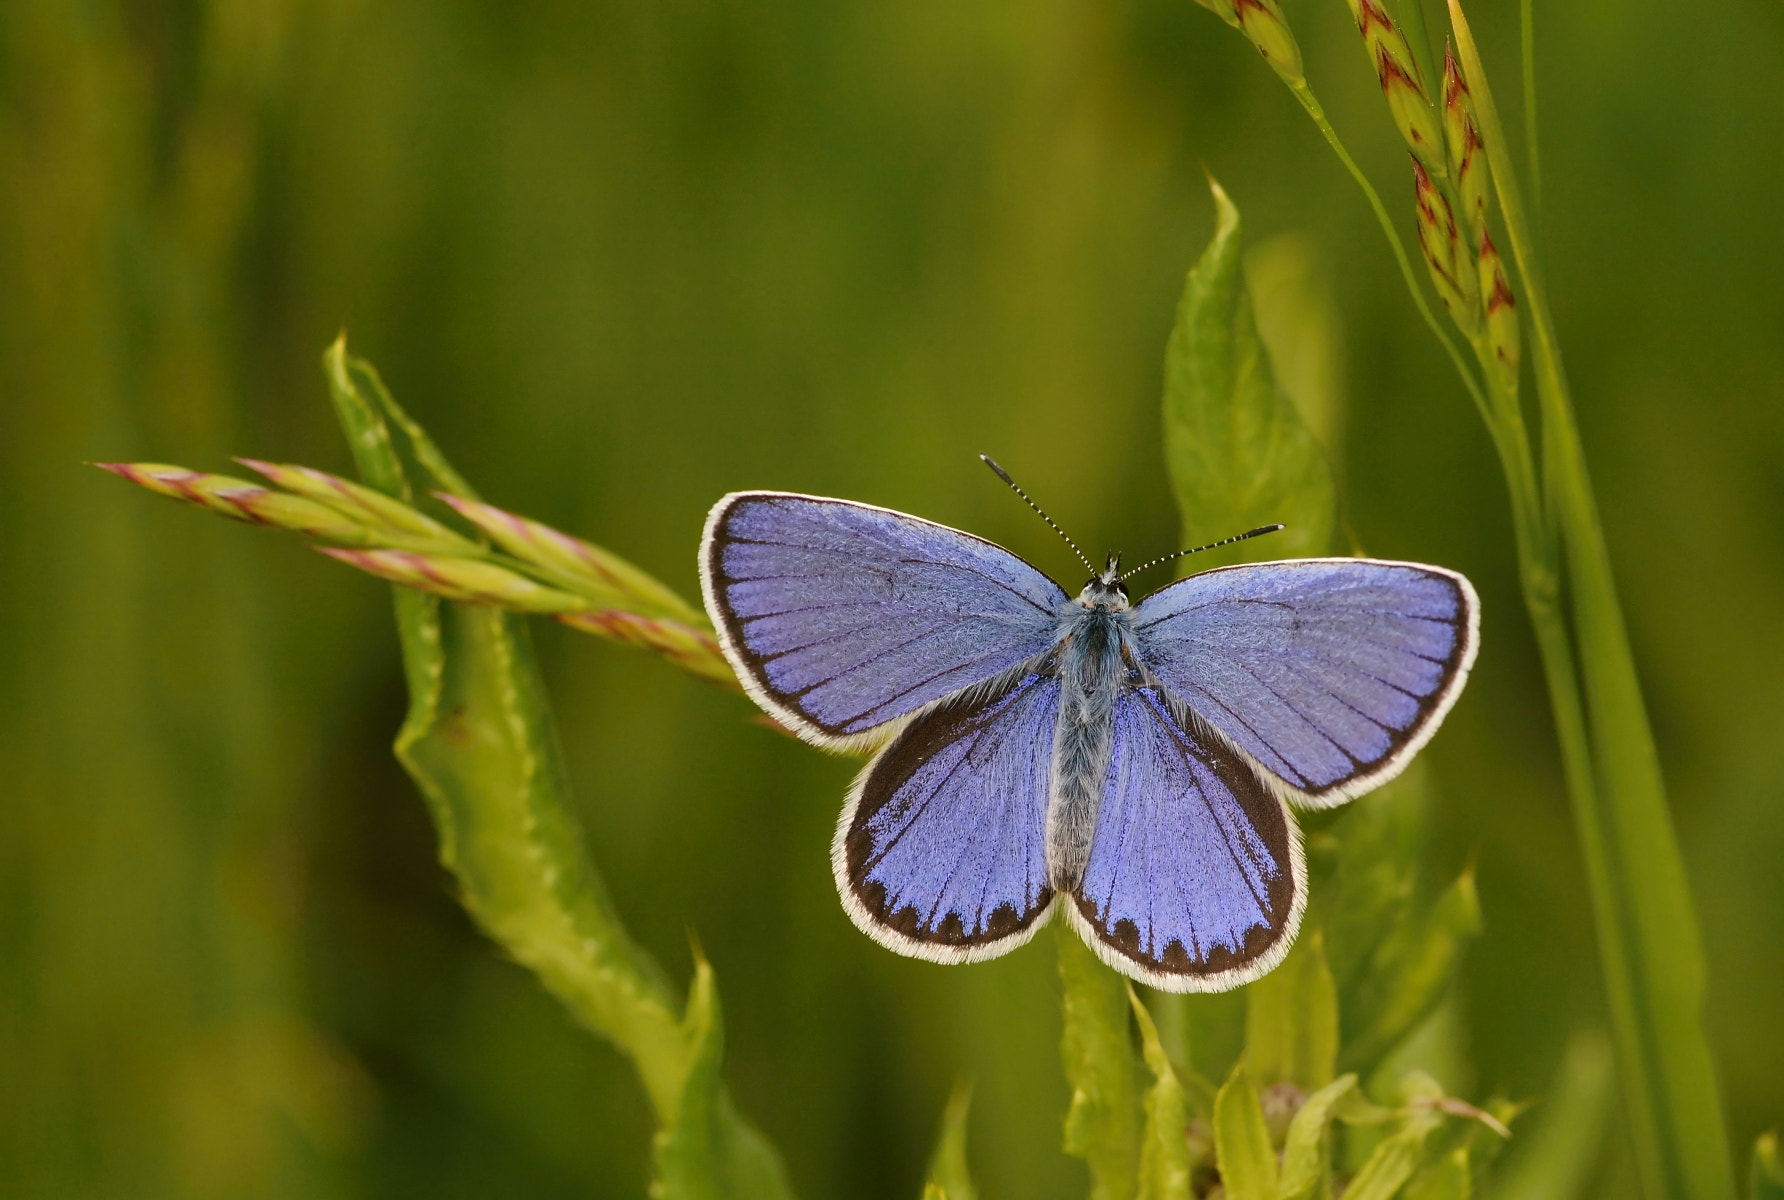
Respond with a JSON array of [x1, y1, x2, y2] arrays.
[[698, 464, 1477, 991]]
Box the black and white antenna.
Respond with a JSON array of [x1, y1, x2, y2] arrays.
[[1117, 524, 1285, 582], [980, 455, 1095, 575]]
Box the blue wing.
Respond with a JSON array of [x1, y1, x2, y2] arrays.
[[1069, 688, 1300, 991], [836, 672, 1059, 961], [701, 492, 1068, 746], [1132, 559, 1478, 804]]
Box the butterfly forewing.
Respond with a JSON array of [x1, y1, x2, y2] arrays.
[[837, 672, 1059, 962], [700, 490, 1480, 992], [701, 493, 1067, 747], [1132, 559, 1478, 805], [1069, 688, 1301, 991]]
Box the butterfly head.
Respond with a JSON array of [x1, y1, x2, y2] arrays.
[[1078, 553, 1131, 611]]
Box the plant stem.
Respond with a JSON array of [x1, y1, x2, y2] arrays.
[[1478, 361, 1662, 1196], [1271, 8, 1735, 1192], [1520, 0, 1542, 253], [325, 339, 795, 1198], [1449, 7, 1736, 1198], [1465, 361, 1649, 1176], [1286, 82, 1493, 431], [1284, 59, 1643, 1190]]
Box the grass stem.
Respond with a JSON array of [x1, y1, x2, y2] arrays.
[[1520, 0, 1543, 253], [1449, 7, 1736, 1198], [1269, 10, 1736, 1193], [1286, 81, 1492, 430]]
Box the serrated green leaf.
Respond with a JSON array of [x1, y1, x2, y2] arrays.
[[1339, 868, 1481, 1076], [1344, 1111, 1445, 1200], [654, 958, 794, 1200], [1163, 177, 1336, 571], [1130, 988, 1191, 1200], [1151, 988, 1247, 1105], [324, 340, 790, 1200], [651, 961, 728, 1200], [1404, 1148, 1473, 1200], [920, 1083, 978, 1200], [1245, 926, 1337, 1092], [1145, 992, 1220, 1116], [1058, 925, 1142, 1200], [1212, 1062, 1277, 1200], [1279, 1074, 1359, 1200], [1752, 1132, 1784, 1200]]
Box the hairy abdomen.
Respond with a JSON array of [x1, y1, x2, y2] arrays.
[[1047, 609, 1129, 889]]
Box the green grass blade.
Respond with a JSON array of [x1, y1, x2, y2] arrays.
[[1058, 923, 1142, 1200], [1130, 988, 1192, 1200], [324, 346, 792, 1200], [920, 1083, 978, 1200], [1447, 10, 1737, 1199], [1163, 177, 1336, 569], [1518, 0, 1542, 257]]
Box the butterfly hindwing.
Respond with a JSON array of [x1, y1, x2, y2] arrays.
[[701, 492, 1067, 748], [1068, 687, 1301, 991], [702, 491, 1478, 989], [836, 671, 1059, 962], [1132, 559, 1478, 805]]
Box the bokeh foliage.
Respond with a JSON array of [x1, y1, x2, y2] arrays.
[[3, 0, 1782, 1197], [93, 265, 1502, 1192]]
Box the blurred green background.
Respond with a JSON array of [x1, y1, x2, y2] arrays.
[[2, 0, 1780, 1196]]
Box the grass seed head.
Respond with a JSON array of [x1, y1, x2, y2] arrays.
[[1442, 42, 1490, 245], [1354, 0, 1445, 173], [1193, 0, 1242, 29], [436, 493, 704, 622], [96, 463, 380, 544], [1412, 157, 1481, 335], [235, 459, 476, 553], [1478, 229, 1519, 388], [556, 610, 739, 688], [316, 547, 590, 613], [1235, 0, 1304, 86]]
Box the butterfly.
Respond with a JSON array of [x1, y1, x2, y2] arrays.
[[698, 463, 1477, 991]]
